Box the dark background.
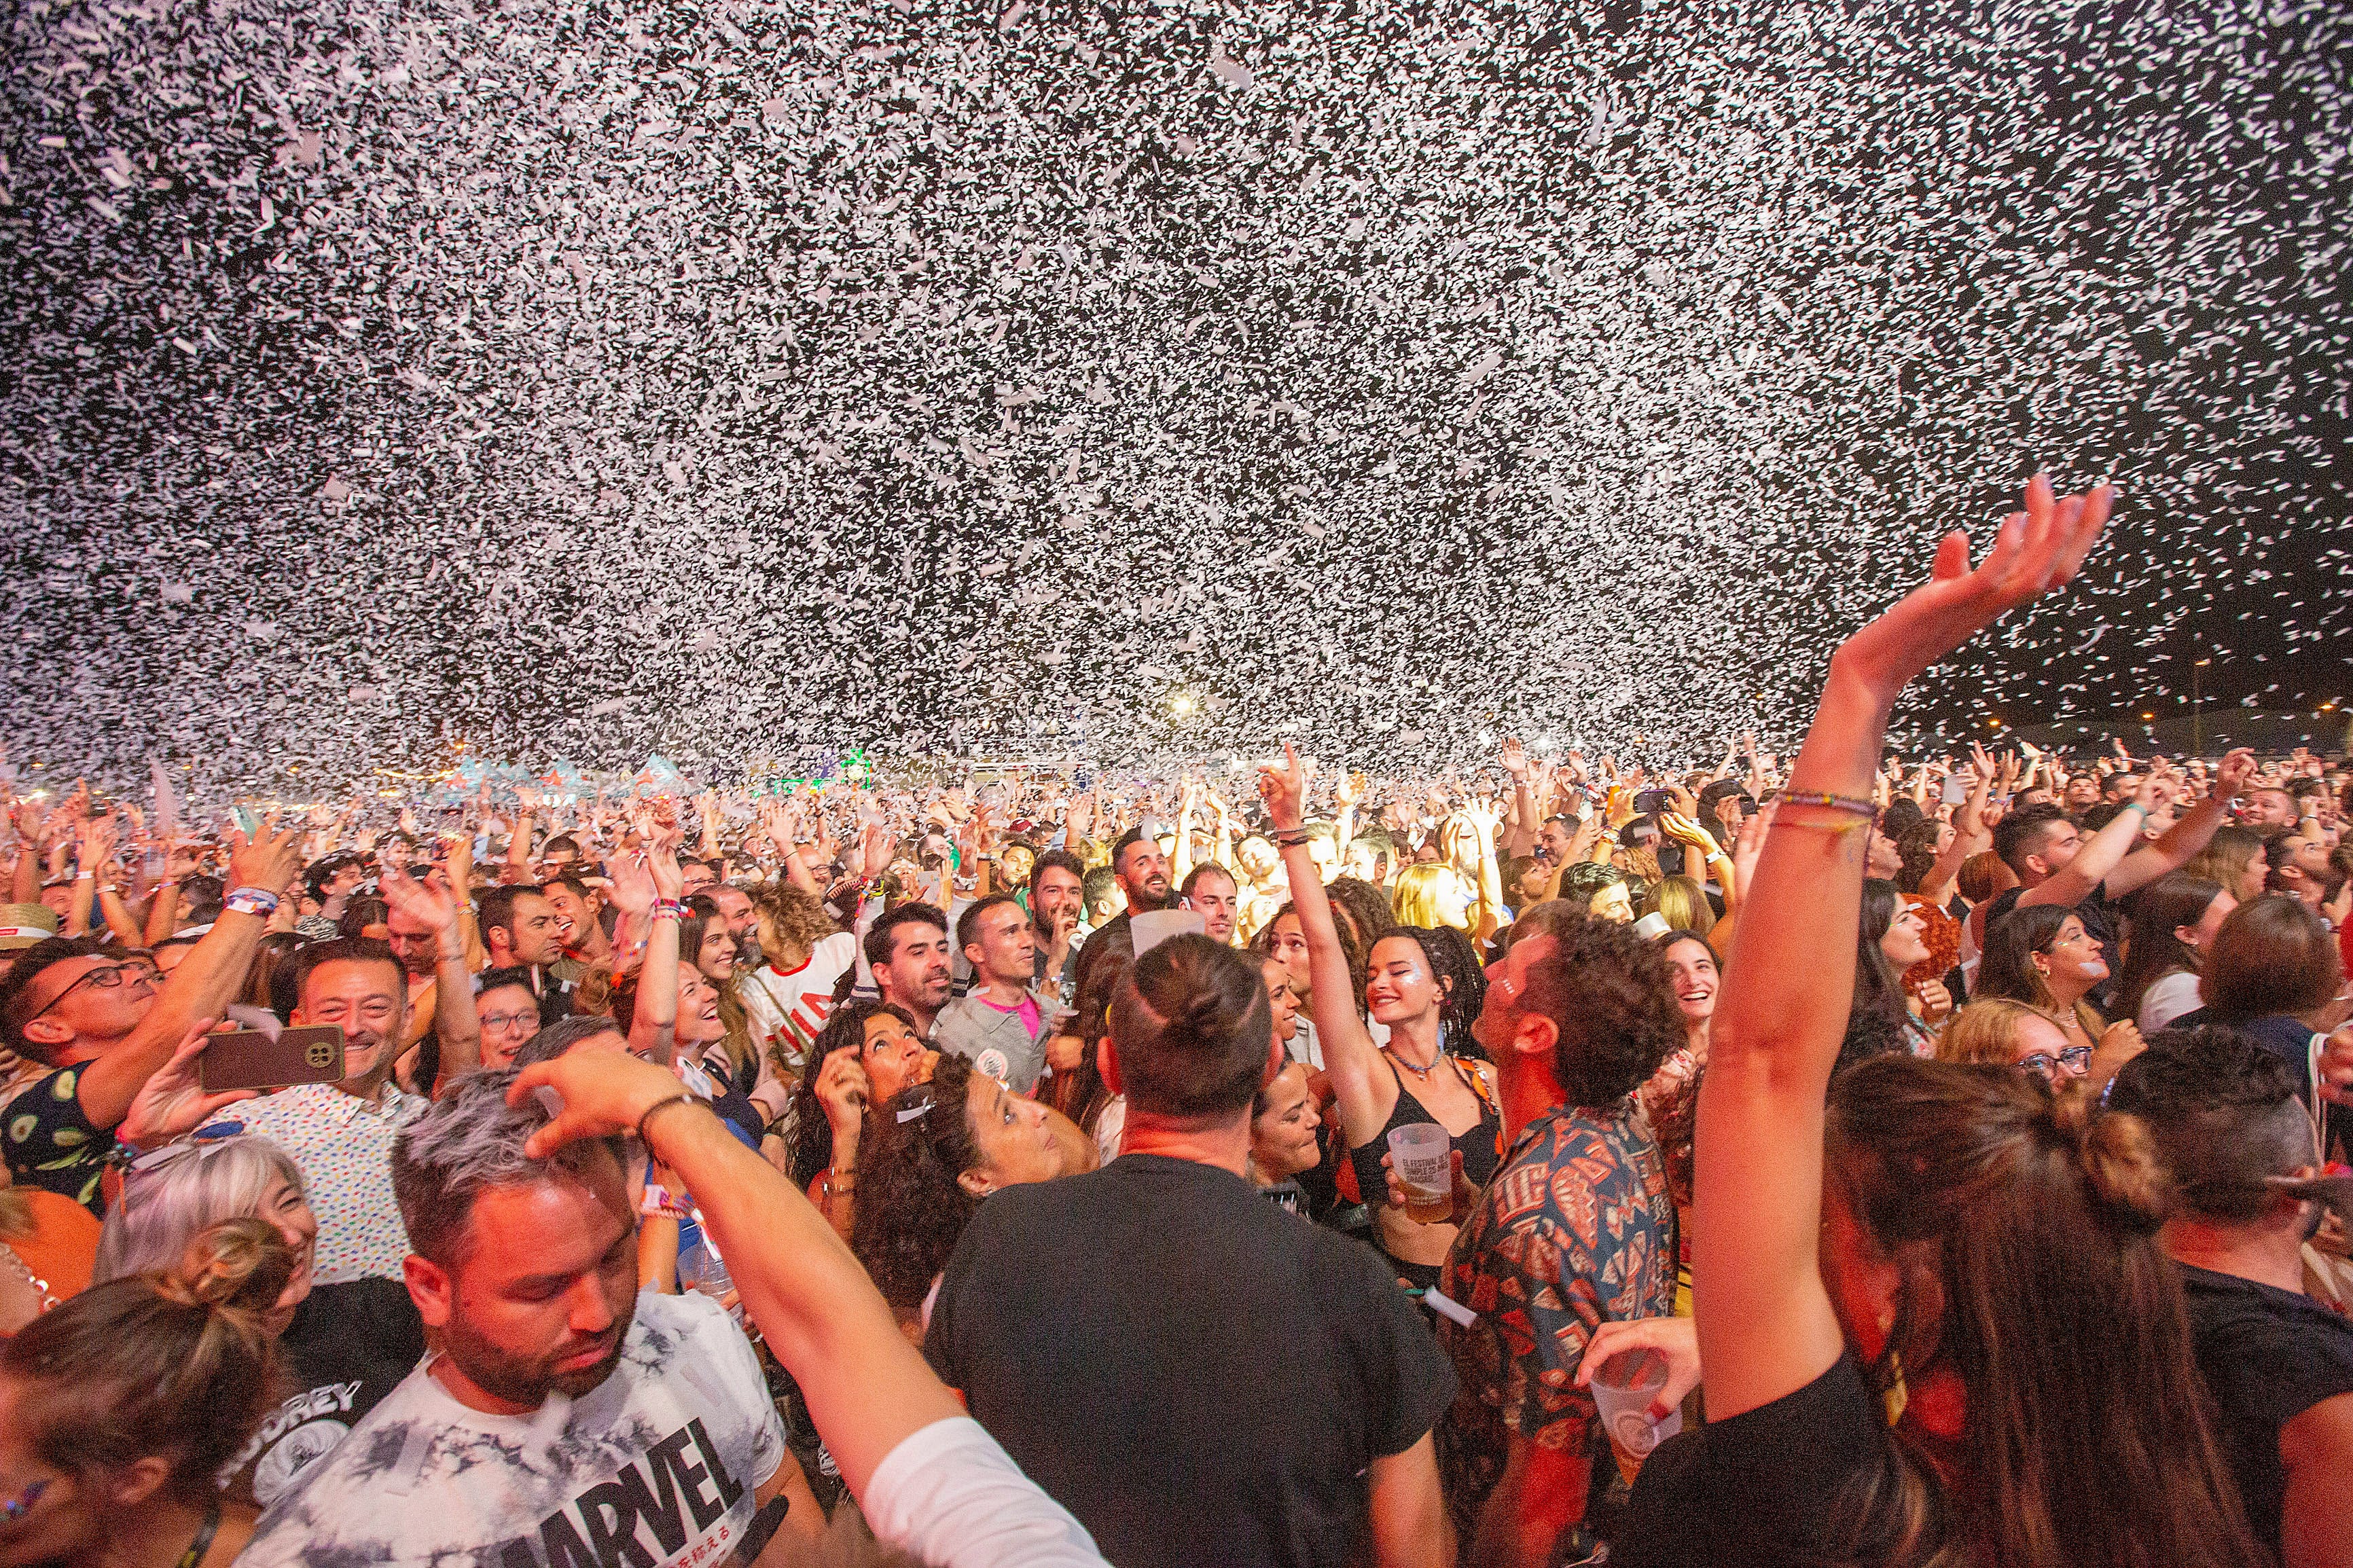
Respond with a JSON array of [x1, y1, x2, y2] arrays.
[[3, 0, 2345, 794]]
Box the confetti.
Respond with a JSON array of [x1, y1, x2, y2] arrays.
[[0, 0, 2343, 798]]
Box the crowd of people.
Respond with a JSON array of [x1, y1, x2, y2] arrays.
[[0, 477, 2349, 1567]]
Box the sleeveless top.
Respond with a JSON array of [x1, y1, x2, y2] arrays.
[[1345, 1051, 1505, 1216]]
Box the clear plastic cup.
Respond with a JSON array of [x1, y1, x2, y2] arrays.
[[1588, 1346, 1683, 1485], [677, 1239, 742, 1325], [1386, 1124, 1452, 1222]]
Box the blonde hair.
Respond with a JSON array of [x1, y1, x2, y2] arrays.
[[1390, 864, 1475, 930], [1641, 875, 1717, 938], [1936, 998, 2067, 1069]]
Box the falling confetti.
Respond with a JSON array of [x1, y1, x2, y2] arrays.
[[0, 0, 2346, 797]]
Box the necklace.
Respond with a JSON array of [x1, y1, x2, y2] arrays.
[[0, 1241, 56, 1317], [175, 1497, 221, 1568], [1384, 1044, 1440, 1081]]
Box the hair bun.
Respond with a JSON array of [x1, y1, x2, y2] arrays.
[[151, 1216, 295, 1317], [2053, 1091, 2171, 1233]]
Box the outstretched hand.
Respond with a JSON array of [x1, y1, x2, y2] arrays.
[[1257, 744, 1312, 833], [1835, 475, 2111, 697]]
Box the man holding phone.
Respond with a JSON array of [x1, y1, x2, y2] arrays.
[[200, 932, 456, 1283]]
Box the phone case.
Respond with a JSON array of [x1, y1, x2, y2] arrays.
[[201, 1026, 347, 1093]]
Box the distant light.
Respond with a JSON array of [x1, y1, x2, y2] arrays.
[[1170, 694, 1195, 716], [2140, 712, 2155, 721]]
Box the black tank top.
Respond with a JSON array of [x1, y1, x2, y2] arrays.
[[1346, 1051, 1503, 1216]]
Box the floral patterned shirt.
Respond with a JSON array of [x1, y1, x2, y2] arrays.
[[1435, 1100, 1676, 1545]]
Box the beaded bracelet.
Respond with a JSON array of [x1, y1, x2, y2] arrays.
[[649, 898, 686, 921], [1776, 790, 1878, 818]]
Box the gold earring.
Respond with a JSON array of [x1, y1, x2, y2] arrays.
[[1882, 1347, 1909, 1427]]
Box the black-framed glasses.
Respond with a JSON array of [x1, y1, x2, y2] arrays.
[[2019, 1046, 2094, 1080], [21, 961, 148, 1026]]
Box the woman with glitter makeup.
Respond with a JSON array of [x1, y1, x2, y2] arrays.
[[1259, 749, 1501, 1289]]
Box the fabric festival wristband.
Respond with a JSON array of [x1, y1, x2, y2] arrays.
[[1776, 790, 1878, 818], [649, 899, 686, 921], [223, 887, 282, 917]]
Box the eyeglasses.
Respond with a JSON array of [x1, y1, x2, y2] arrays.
[[2018, 1046, 2094, 1080], [480, 1010, 542, 1033], [20, 960, 149, 1026]]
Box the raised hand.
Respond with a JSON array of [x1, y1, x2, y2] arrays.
[[1499, 738, 1530, 780], [1730, 799, 1777, 904], [2214, 747, 2258, 801], [1256, 744, 1312, 832], [605, 846, 657, 916], [1835, 474, 2112, 697], [378, 860, 460, 938], [117, 1019, 259, 1150], [226, 818, 303, 897]]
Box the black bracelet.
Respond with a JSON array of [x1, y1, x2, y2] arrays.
[[634, 1093, 694, 1150], [1273, 829, 1312, 847]]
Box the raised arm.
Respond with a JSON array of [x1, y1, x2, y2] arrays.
[[1695, 475, 2110, 1421], [379, 862, 484, 1093], [74, 824, 305, 1132], [1258, 746, 1384, 1131], [2104, 749, 2257, 898], [2016, 769, 2162, 911]]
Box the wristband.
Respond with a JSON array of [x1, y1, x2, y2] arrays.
[[634, 1092, 694, 1149], [1776, 790, 1878, 818], [638, 1182, 692, 1220], [649, 898, 686, 921], [223, 886, 282, 917], [1272, 829, 1311, 847], [2119, 801, 2149, 818]]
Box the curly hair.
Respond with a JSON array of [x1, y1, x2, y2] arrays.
[[1894, 820, 1943, 895], [753, 880, 839, 970], [1326, 876, 1397, 947], [1420, 923, 1490, 1059], [1556, 859, 1626, 914], [785, 998, 918, 1189], [850, 1053, 981, 1315], [1509, 906, 1681, 1106]]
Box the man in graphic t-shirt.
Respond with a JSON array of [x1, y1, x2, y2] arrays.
[[934, 894, 1060, 1093], [239, 1070, 812, 1568]]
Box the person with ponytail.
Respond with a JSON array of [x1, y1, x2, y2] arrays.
[[923, 933, 1454, 1568], [1613, 477, 2263, 1568], [0, 1218, 288, 1567]]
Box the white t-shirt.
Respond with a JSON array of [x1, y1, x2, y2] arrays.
[[240, 1290, 787, 1568], [864, 1416, 1109, 1568], [2138, 969, 2205, 1034], [741, 930, 861, 1074]]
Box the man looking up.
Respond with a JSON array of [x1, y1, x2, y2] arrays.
[[237, 1070, 813, 1566], [1434, 914, 1683, 1565], [539, 875, 612, 973], [2107, 1029, 2353, 1567], [0, 823, 303, 1209], [927, 935, 1452, 1568], [935, 894, 1056, 1094], [867, 904, 954, 1042]]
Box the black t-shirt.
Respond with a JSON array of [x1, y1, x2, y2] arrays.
[[2178, 1262, 2353, 1560], [220, 1277, 427, 1508], [1983, 880, 2121, 1007], [924, 1153, 1455, 1568], [1614, 1355, 1885, 1568]]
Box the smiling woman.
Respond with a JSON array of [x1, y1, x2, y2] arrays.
[[92, 1135, 426, 1510]]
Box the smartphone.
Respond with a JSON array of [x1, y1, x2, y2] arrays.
[[200, 1025, 346, 1093], [1632, 788, 1670, 816]]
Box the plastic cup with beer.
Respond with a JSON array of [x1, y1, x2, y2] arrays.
[[1587, 1345, 1682, 1485], [1386, 1123, 1453, 1224]]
